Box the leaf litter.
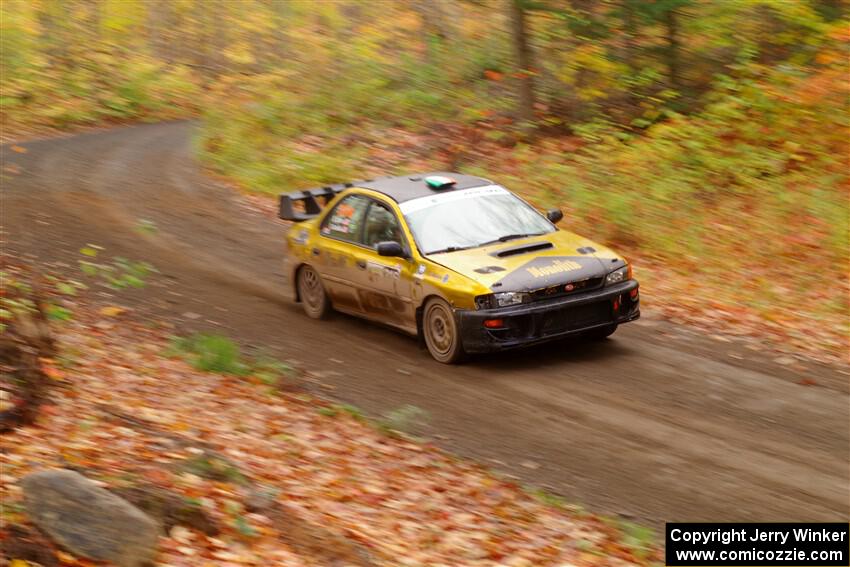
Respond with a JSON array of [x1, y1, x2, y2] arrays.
[[1, 295, 660, 566]]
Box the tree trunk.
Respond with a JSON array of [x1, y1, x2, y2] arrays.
[[0, 293, 55, 432], [508, 0, 536, 126], [412, 0, 450, 63], [664, 7, 681, 91], [622, 0, 639, 74]]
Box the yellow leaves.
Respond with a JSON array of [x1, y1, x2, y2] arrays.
[[99, 305, 127, 317], [10, 560, 30, 567], [223, 43, 256, 66]]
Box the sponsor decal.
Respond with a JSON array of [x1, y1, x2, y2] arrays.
[[442, 274, 450, 283], [337, 203, 355, 218], [492, 256, 604, 291], [399, 184, 509, 215], [526, 259, 582, 278], [294, 229, 309, 245], [367, 261, 401, 279], [327, 216, 352, 234]]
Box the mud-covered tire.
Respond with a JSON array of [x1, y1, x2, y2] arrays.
[[422, 298, 465, 364], [585, 323, 618, 341], [296, 265, 331, 319]]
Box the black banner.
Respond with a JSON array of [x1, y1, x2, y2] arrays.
[[666, 523, 849, 566]]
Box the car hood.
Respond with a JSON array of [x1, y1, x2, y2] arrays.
[[425, 230, 624, 292]]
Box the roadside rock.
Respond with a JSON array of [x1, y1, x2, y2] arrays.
[[111, 482, 220, 536], [21, 469, 159, 567], [244, 483, 280, 513]]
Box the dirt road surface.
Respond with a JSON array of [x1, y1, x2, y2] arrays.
[[3, 122, 848, 528]]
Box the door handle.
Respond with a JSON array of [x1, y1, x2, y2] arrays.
[[355, 259, 367, 269]]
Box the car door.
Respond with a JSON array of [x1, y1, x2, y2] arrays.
[[351, 199, 417, 332], [315, 193, 371, 313]]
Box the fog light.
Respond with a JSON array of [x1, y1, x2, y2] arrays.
[[483, 318, 505, 329], [630, 288, 639, 299]]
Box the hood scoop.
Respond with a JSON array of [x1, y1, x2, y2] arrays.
[[491, 241, 554, 258], [474, 265, 506, 274]]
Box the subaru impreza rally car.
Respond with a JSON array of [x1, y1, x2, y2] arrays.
[[280, 172, 639, 363]]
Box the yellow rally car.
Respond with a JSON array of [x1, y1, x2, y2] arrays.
[[280, 172, 639, 363]]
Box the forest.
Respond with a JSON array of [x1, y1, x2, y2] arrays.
[[2, 0, 848, 360]]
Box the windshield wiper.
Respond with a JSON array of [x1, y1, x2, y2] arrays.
[[479, 232, 545, 246], [427, 245, 476, 254]]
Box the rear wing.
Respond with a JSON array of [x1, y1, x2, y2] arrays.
[[278, 182, 357, 222]]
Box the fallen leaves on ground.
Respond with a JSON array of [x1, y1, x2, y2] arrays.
[[1, 300, 659, 567]]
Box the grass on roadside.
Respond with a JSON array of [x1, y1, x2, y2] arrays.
[[165, 333, 293, 386]]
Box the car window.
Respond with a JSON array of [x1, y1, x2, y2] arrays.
[[320, 194, 370, 243], [363, 201, 404, 249], [400, 186, 555, 254]]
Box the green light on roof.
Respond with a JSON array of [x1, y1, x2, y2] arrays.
[[425, 175, 457, 189]]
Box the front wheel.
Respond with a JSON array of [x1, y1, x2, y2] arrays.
[[296, 265, 331, 319], [422, 298, 465, 364]]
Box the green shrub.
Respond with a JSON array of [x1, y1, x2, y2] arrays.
[[168, 334, 248, 375]]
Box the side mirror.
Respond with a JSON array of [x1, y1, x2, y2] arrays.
[[376, 241, 407, 258], [546, 209, 564, 224]]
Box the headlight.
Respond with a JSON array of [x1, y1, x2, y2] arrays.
[[474, 292, 530, 309], [494, 292, 528, 307], [605, 264, 632, 286]]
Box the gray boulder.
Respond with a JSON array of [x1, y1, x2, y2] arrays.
[[21, 469, 159, 567]]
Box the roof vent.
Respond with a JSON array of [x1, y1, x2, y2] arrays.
[[424, 175, 456, 190]]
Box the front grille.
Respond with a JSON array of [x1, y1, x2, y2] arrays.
[[540, 301, 611, 335], [530, 276, 604, 302]]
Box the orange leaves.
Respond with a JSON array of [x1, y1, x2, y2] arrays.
[[54, 551, 100, 565], [1, 293, 666, 567], [40, 359, 65, 381], [98, 305, 127, 317], [142, 468, 173, 484]]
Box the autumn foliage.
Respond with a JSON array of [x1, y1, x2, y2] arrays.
[[1, 0, 848, 361]]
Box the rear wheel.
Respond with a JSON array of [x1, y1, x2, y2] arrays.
[[296, 265, 331, 319], [422, 298, 465, 364], [585, 323, 617, 341]]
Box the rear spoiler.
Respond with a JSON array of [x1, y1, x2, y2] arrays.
[[278, 182, 359, 222]]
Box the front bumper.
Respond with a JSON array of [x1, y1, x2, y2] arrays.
[[457, 280, 640, 353]]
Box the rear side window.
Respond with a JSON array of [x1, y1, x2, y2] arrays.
[[320, 194, 370, 243]]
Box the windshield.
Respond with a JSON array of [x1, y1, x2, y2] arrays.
[[400, 185, 555, 255]]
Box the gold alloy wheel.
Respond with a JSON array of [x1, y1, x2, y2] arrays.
[[423, 298, 464, 363], [297, 265, 330, 319]]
